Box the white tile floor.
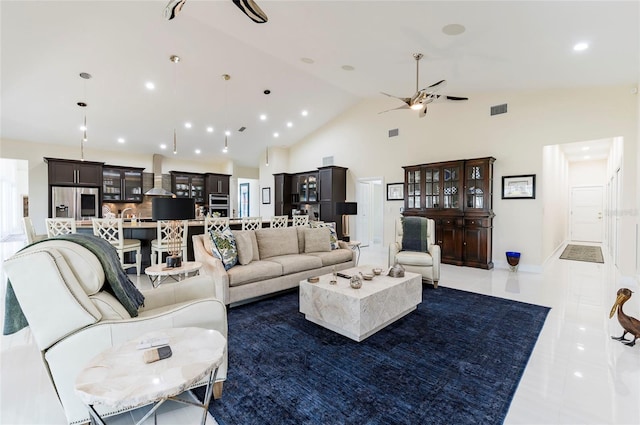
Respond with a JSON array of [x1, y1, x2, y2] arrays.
[[2, 238, 639, 424]]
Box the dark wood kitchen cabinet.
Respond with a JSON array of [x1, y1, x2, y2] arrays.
[[170, 171, 205, 204], [45, 157, 103, 186], [102, 165, 144, 203], [402, 157, 495, 269]]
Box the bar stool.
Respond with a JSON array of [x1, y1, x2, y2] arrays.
[[271, 215, 288, 228], [91, 218, 142, 276], [23, 217, 47, 244], [292, 215, 309, 227], [45, 218, 77, 237], [204, 216, 230, 234], [241, 216, 262, 230], [151, 220, 189, 266]]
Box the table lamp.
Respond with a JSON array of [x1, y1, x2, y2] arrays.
[[335, 202, 357, 242], [152, 197, 195, 267]]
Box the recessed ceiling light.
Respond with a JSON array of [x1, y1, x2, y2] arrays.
[[581, 147, 590, 151], [573, 42, 589, 52], [273, 132, 279, 138], [584, 155, 591, 160], [286, 122, 293, 128], [195, 149, 201, 154], [341, 65, 355, 71], [301, 110, 308, 117], [184, 122, 192, 129], [207, 126, 214, 133], [117, 137, 125, 143], [160, 144, 167, 150], [145, 82, 155, 90], [260, 114, 267, 121], [573, 371, 583, 378], [442, 23, 466, 36], [300, 57, 314, 64]]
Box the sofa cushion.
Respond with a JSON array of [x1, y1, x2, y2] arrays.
[[267, 254, 323, 275], [209, 228, 238, 270], [304, 227, 331, 253], [227, 260, 283, 287], [232, 230, 260, 262], [311, 222, 339, 250], [233, 231, 253, 265], [255, 227, 299, 259], [307, 248, 354, 267]]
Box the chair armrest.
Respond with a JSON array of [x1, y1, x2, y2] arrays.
[[139, 275, 219, 312], [193, 234, 230, 305], [428, 243, 441, 281], [388, 242, 401, 267]]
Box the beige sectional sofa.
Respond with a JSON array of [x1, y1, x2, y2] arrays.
[[193, 226, 356, 305]]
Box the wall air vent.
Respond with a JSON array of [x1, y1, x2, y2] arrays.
[[238, 126, 246, 132], [490, 103, 508, 116], [388, 128, 399, 137], [322, 156, 334, 166]]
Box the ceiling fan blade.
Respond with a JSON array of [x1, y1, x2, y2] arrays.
[[431, 94, 469, 102], [380, 92, 411, 104], [378, 104, 411, 114], [418, 105, 428, 118], [444, 95, 469, 101], [426, 79, 446, 89]]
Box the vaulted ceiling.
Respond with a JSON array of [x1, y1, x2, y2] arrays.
[[1, 1, 638, 167]]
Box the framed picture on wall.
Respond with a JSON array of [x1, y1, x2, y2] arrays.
[[387, 183, 404, 201], [262, 187, 271, 204], [502, 174, 536, 199]]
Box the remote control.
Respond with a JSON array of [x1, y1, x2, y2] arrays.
[[336, 272, 351, 279], [137, 337, 170, 350]]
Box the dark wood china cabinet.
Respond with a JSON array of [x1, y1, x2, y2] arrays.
[[402, 157, 495, 269]]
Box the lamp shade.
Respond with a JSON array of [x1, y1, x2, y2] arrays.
[[335, 202, 358, 215], [152, 197, 195, 220]]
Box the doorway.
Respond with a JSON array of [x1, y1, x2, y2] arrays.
[[239, 183, 249, 218], [355, 178, 383, 248]]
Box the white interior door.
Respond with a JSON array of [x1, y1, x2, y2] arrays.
[[570, 186, 603, 242], [355, 178, 383, 247]]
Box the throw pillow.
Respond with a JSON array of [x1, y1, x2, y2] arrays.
[[304, 227, 331, 253], [209, 227, 238, 270], [234, 231, 253, 265], [401, 216, 428, 252], [312, 222, 339, 250]]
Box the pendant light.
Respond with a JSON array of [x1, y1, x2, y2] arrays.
[[265, 145, 269, 167], [222, 73, 230, 153], [77, 72, 91, 161], [170, 55, 180, 155]]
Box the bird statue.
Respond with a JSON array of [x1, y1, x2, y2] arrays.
[[609, 288, 640, 347]]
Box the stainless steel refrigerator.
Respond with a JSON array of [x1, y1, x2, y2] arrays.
[[51, 186, 100, 220]]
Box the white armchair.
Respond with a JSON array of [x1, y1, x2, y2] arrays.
[[389, 217, 441, 288], [3, 239, 227, 425]]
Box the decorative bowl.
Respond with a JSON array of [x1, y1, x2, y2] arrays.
[[372, 268, 383, 275], [307, 276, 320, 283], [360, 272, 374, 280], [350, 276, 363, 289]]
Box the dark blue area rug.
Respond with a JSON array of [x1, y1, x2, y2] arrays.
[[199, 286, 550, 425]]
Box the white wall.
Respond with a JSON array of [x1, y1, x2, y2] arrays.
[[569, 160, 607, 187], [284, 85, 638, 274]]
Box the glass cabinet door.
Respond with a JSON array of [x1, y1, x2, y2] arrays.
[[465, 162, 486, 209], [191, 175, 205, 203], [406, 169, 421, 209], [123, 171, 142, 202], [307, 175, 317, 202], [103, 169, 122, 201], [442, 165, 461, 209], [424, 167, 439, 208]]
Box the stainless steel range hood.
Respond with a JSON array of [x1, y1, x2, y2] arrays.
[[144, 154, 174, 196]]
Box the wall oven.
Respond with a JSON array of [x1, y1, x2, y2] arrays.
[[209, 194, 230, 217]]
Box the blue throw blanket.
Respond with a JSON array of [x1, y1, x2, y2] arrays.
[[401, 216, 428, 252], [3, 234, 145, 335]]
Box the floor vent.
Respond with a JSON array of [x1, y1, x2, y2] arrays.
[[491, 104, 508, 116], [388, 128, 399, 137], [322, 156, 334, 166]]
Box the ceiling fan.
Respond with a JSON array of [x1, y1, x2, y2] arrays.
[[164, 0, 268, 23], [379, 53, 468, 118]]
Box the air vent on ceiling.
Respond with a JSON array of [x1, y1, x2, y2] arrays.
[[322, 156, 334, 166], [490, 103, 508, 116], [238, 126, 246, 132], [388, 128, 399, 137]]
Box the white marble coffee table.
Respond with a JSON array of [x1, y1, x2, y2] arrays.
[[299, 266, 422, 341], [74, 327, 226, 425]]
